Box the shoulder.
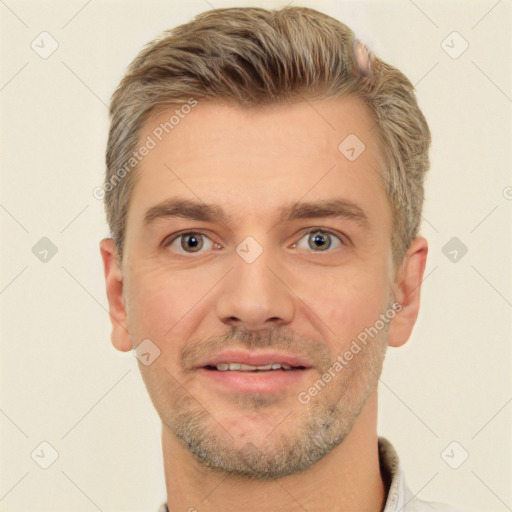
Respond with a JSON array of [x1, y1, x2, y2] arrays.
[[399, 475, 473, 512], [378, 436, 471, 512], [406, 496, 471, 511]]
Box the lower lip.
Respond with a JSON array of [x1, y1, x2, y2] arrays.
[[197, 368, 310, 393]]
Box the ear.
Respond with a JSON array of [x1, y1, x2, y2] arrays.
[[99, 238, 133, 352], [387, 236, 428, 348]]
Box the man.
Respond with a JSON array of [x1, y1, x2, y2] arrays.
[[100, 6, 466, 511]]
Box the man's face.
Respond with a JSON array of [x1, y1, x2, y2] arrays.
[[117, 97, 398, 477]]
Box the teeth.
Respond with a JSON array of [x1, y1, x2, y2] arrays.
[[215, 362, 293, 371]]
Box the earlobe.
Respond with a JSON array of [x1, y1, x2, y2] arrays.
[[387, 236, 428, 348], [99, 238, 133, 352]]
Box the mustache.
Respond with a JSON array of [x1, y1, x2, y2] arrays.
[[180, 326, 331, 371]]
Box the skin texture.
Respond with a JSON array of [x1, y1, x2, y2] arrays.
[[100, 96, 428, 512]]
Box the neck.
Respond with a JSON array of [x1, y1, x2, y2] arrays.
[[161, 391, 386, 512]]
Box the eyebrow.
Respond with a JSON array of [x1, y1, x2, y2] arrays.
[[143, 197, 370, 229]]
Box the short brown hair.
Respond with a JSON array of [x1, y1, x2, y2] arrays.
[[104, 6, 431, 263]]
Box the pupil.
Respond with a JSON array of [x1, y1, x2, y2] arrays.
[[183, 234, 202, 252], [310, 232, 330, 250]]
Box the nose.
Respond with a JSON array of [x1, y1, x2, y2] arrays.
[[215, 250, 295, 331]]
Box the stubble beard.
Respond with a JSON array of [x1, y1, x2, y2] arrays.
[[153, 326, 389, 480]]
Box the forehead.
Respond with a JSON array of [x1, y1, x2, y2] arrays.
[[126, 96, 389, 230]]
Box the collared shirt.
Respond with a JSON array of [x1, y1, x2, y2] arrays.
[[157, 436, 467, 512]]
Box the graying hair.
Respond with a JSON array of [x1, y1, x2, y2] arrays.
[[105, 6, 431, 263]]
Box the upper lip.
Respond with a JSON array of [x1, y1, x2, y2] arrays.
[[199, 350, 313, 369]]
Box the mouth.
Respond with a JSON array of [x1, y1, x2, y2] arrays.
[[197, 350, 312, 394], [203, 362, 307, 372]]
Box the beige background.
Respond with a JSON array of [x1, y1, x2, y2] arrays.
[[1, 0, 511, 511]]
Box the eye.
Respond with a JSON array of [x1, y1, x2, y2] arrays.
[[292, 229, 343, 252], [163, 231, 219, 254]]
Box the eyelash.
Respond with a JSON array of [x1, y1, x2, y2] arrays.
[[162, 228, 345, 255]]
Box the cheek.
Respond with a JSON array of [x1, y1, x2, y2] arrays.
[[300, 265, 391, 350], [125, 263, 221, 349], [125, 268, 187, 341]]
